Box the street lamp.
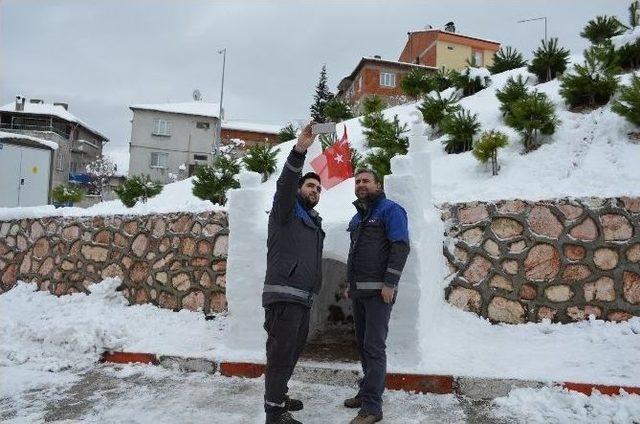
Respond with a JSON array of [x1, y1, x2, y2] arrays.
[[215, 48, 226, 155], [517, 16, 548, 44]]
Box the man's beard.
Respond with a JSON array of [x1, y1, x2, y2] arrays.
[[300, 193, 318, 209], [356, 189, 378, 204]]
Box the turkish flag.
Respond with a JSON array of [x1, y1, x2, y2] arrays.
[[310, 125, 353, 189]]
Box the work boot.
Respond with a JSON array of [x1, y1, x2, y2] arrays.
[[349, 410, 383, 424], [285, 395, 303, 411], [343, 396, 362, 408], [266, 411, 302, 424]]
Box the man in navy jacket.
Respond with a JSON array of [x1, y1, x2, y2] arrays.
[[343, 168, 410, 424], [262, 124, 325, 424]]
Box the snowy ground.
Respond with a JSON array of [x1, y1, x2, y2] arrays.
[[2, 363, 640, 424], [0, 280, 227, 373]]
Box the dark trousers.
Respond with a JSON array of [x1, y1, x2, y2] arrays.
[[352, 295, 393, 416], [263, 302, 310, 420]]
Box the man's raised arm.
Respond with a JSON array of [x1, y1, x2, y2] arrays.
[[271, 123, 315, 223]]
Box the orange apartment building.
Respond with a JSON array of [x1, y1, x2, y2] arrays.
[[337, 27, 500, 113]]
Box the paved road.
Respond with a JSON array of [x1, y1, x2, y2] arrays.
[[1, 364, 514, 424]]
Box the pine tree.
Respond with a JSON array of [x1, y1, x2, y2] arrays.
[[559, 46, 619, 109], [612, 74, 640, 126], [631, 1, 640, 28], [114, 175, 162, 208], [400, 68, 434, 99], [310, 65, 334, 123], [323, 97, 353, 122], [528, 38, 571, 83], [417, 91, 460, 135], [505, 91, 559, 152], [242, 144, 280, 182], [580, 15, 626, 45], [452, 67, 490, 97], [473, 130, 509, 176], [488, 46, 528, 74], [85, 155, 117, 201], [440, 109, 481, 154], [364, 148, 395, 178], [361, 95, 386, 115], [495, 75, 530, 118], [52, 184, 85, 206], [278, 123, 297, 142], [431, 68, 455, 92], [361, 108, 408, 176], [192, 153, 240, 205], [617, 39, 640, 70], [319, 132, 337, 151]]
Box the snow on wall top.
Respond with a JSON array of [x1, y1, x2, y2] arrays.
[[130, 102, 221, 119], [0, 177, 221, 221], [0, 102, 108, 141], [0, 130, 59, 150], [222, 120, 282, 134]]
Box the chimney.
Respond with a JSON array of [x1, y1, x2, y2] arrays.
[[54, 102, 69, 110], [15, 96, 25, 111], [30, 98, 44, 104], [373, 55, 381, 59]]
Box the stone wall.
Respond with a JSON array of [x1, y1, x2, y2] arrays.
[[0, 211, 229, 314], [443, 197, 640, 324]]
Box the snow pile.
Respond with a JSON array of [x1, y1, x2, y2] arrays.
[[492, 386, 640, 424], [0, 279, 227, 372], [611, 26, 640, 49], [0, 176, 221, 220], [466, 66, 491, 81]]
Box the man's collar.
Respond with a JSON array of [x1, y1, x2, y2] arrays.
[[296, 195, 320, 219]]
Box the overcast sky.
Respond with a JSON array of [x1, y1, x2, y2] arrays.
[[0, 0, 629, 172]]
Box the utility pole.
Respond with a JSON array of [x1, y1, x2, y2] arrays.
[[517, 16, 548, 44], [215, 48, 226, 155], [518, 16, 549, 80]]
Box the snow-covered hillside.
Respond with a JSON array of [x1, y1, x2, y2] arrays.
[[273, 67, 640, 206]]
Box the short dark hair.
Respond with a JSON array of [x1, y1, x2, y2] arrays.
[[354, 168, 381, 184], [298, 172, 321, 188]]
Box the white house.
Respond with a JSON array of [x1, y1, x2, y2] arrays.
[[128, 102, 221, 183]]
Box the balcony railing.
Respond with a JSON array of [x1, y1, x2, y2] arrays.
[[0, 122, 69, 139]]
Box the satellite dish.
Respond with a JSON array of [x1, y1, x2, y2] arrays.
[[193, 89, 202, 101]]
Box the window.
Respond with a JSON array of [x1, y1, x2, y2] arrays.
[[56, 153, 64, 171], [70, 161, 77, 173], [196, 121, 210, 129], [379, 72, 396, 88], [193, 154, 208, 161], [473, 51, 484, 67], [150, 152, 168, 168], [152, 119, 171, 136], [358, 75, 363, 91], [447, 46, 454, 51]]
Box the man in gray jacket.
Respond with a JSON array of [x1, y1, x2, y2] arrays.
[[262, 124, 324, 424]]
